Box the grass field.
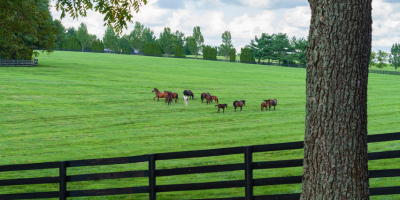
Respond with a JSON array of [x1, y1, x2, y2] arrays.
[[1, 51, 399, 199]]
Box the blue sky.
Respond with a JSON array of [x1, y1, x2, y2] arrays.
[[51, 0, 400, 52]]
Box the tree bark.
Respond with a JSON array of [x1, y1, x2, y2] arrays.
[[301, 0, 372, 199]]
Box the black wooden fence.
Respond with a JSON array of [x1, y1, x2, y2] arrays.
[[1, 132, 399, 200], [0, 59, 38, 67]]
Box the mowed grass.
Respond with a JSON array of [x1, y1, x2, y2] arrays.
[[0, 51, 399, 199]]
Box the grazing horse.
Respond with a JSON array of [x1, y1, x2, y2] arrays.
[[261, 102, 269, 111], [183, 95, 189, 106], [183, 90, 194, 100], [211, 96, 219, 104], [205, 93, 213, 105], [201, 93, 208, 103], [263, 99, 278, 111], [215, 104, 228, 113], [164, 93, 172, 105], [164, 91, 178, 103], [152, 88, 167, 101], [233, 100, 246, 112]]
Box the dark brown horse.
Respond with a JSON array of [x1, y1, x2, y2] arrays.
[[205, 93, 213, 105], [164, 93, 172, 105], [215, 104, 228, 113], [152, 88, 167, 101], [201, 93, 211, 103], [233, 100, 246, 112], [164, 91, 178, 103], [263, 99, 277, 111], [211, 96, 219, 104], [261, 102, 269, 111]]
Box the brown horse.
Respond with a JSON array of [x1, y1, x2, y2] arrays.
[[261, 102, 269, 111], [164, 91, 178, 103], [201, 93, 210, 103], [152, 88, 167, 101], [263, 99, 277, 111], [205, 93, 213, 105], [215, 104, 228, 113], [211, 96, 219, 104], [164, 93, 172, 105], [233, 100, 246, 112]]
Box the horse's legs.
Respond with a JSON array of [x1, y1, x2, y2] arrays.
[[274, 105, 276, 110], [223, 108, 224, 113]]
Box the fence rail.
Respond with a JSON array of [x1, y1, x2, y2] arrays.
[[0, 59, 38, 67], [0, 132, 399, 199]]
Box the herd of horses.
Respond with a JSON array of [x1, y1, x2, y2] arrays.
[[152, 88, 277, 113]]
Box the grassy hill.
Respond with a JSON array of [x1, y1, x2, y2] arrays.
[[0, 51, 399, 199]]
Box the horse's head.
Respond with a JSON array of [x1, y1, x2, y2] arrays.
[[241, 100, 246, 105], [192, 95, 194, 100]]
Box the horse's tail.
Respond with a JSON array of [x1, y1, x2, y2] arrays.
[[233, 101, 236, 107]]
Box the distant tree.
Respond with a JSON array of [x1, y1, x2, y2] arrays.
[[389, 43, 400, 74], [143, 27, 156, 43], [174, 45, 185, 58], [103, 26, 118, 51], [292, 37, 307, 65], [369, 50, 376, 68], [229, 48, 236, 62], [159, 27, 176, 56], [240, 47, 255, 63], [129, 22, 146, 53], [118, 35, 132, 53], [66, 27, 76, 39], [219, 31, 233, 60], [203, 45, 217, 60], [271, 33, 291, 65], [183, 37, 191, 55], [76, 23, 91, 52], [249, 33, 275, 64], [53, 20, 66, 49], [376, 50, 389, 68], [173, 30, 185, 48], [188, 26, 204, 58]]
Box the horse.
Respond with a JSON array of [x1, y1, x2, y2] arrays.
[[215, 104, 228, 113], [263, 99, 278, 111], [261, 102, 269, 111], [183, 95, 189, 106], [152, 88, 167, 101], [164, 93, 172, 106], [164, 91, 178, 103], [201, 93, 209, 103], [205, 93, 213, 105], [211, 96, 219, 104], [183, 90, 194, 100], [233, 100, 246, 112]]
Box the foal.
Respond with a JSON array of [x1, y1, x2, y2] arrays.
[[164, 93, 172, 106], [211, 96, 219, 104], [164, 91, 178, 103], [261, 102, 269, 111], [205, 93, 213, 105], [215, 104, 228, 113], [183, 95, 189, 106]]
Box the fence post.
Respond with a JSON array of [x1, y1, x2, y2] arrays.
[[149, 154, 156, 200], [245, 146, 253, 200], [59, 161, 67, 200]]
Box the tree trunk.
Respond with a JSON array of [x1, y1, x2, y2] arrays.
[[301, 0, 372, 199]]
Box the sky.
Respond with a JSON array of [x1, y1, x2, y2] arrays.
[[50, 0, 400, 52]]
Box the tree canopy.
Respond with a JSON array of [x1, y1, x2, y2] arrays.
[[220, 31, 233, 60], [0, 0, 58, 59], [55, 0, 147, 34]]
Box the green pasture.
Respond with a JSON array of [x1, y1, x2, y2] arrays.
[[0, 51, 399, 199]]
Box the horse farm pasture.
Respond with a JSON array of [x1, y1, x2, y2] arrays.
[[1, 51, 399, 199]]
